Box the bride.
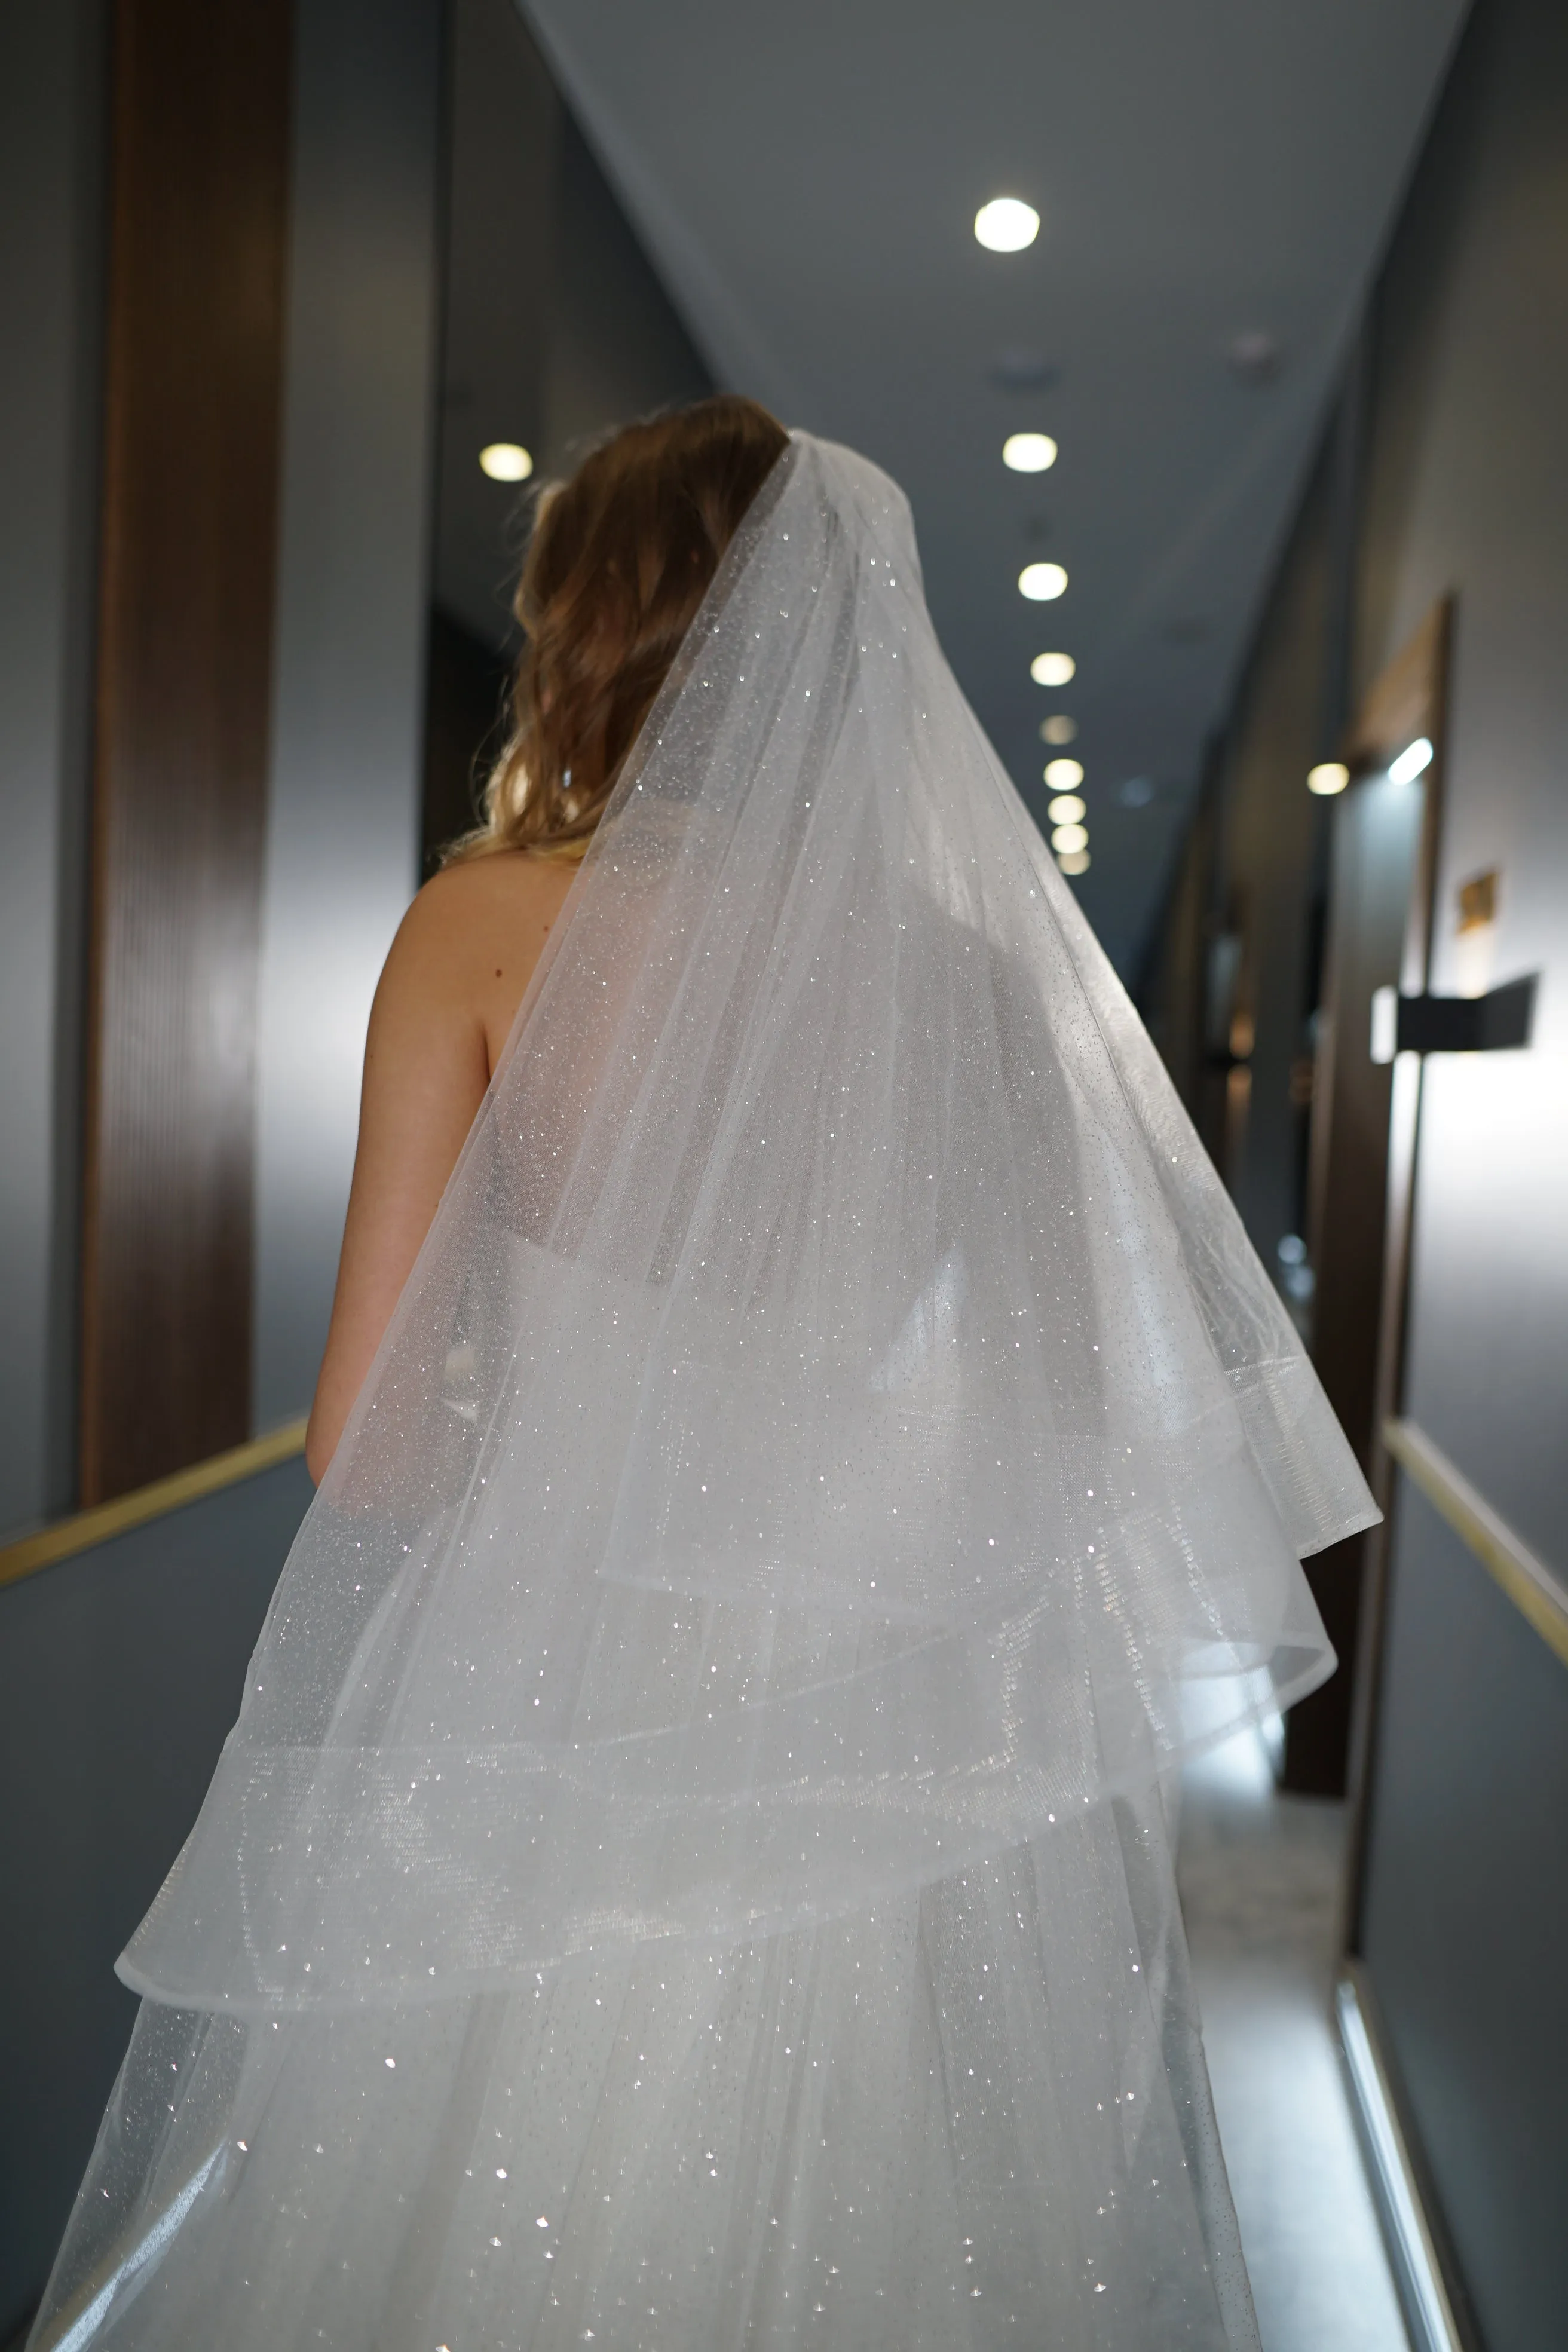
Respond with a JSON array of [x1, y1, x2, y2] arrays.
[[30, 396, 1374, 2350]]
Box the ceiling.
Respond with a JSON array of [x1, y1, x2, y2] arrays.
[[519, 0, 1468, 975]]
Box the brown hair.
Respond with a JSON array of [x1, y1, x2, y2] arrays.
[[449, 394, 789, 863]]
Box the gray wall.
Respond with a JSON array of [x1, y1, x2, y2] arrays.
[[431, 0, 712, 656], [0, 0, 104, 1539], [1350, 4, 1568, 2342], [0, 1459, 315, 2339], [1361, 1485, 1568, 2352], [1352, 0, 1568, 1558], [1, 0, 715, 1493], [252, 0, 445, 1430], [0, 0, 445, 2327], [256, 0, 713, 1421], [1193, 425, 1340, 1267], [1137, 356, 1368, 1286], [541, 111, 713, 472]]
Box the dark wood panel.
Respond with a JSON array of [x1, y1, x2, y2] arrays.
[[81, 0, 293, 1504], [1306, 768, 1426, 1454]]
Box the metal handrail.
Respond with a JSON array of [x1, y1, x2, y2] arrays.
[[1383, 1414, 1568, 1670], [0, 1420, 308, 1592]]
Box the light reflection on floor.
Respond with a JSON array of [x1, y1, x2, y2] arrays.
[[1178, 1726, 1410, 2352]]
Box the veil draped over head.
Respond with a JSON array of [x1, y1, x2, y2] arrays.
[[122, 434, 1371, 2014]]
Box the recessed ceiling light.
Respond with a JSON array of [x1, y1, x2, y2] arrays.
[[1052, 823, 1089, 856], [1041, 714, 1077, 745], [1019, 562, 1067, 602], [975, 198, 1040, 253], [1118, 776, 1155, 808], [1047, 794, 1086, 825], [1057, 848, 1091, 877], [480, 442, 534, 482], [1307, 761, 1349, 796], [1388, 736, 1434, 786], [1031, 651, 1075, 687], [1044, 758, 1084, 789], [1003, 432, 1057, 474]]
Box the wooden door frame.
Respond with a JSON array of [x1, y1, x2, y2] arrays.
[[1340, 599, 1452, 1931], [1285, 597, 1452, 1797], [1293, 598, 1452, 1876]]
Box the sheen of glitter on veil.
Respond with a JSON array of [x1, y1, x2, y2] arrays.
[[29, 433, 1374, 2352]]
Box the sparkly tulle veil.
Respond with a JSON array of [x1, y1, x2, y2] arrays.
[[31, 433, 1373, 2352]]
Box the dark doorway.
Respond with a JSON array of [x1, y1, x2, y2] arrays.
[[421, 608, 510, 872]]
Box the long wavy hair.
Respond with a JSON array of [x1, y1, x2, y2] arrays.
[[448, 394, 790, 863]]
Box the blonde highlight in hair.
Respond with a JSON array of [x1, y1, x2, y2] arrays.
[[447, 396, 789, 864]]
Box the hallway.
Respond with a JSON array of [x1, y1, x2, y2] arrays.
[[5, 1, 1568, 2344]]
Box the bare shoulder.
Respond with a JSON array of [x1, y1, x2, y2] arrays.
[[386, 850, 581, 1068], [406, 849, 577, 958]]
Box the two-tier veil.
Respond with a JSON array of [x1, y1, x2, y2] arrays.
[[32, 434, 1374, 2352]]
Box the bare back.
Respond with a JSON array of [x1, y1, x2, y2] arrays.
[[305, 851, 578, 1481]]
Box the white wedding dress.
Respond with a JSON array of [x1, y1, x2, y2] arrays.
[[30, 436, 1374, 2351]]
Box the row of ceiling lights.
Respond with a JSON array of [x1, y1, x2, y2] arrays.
[[477, 416, 1083, 864], [473, 197, 1095, 877], [977, 198, 1088, 876], [984, 206, 1440, 834]]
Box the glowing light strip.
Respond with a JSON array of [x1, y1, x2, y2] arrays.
[[1336, 1971, 1463, 2352]]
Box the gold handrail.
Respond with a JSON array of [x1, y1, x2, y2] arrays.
[[0, 1420, 308, 1593], [1384, 1414, 1568, 1671]]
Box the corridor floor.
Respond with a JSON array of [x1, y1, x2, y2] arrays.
[[1178, 1726, 1410, 2352]]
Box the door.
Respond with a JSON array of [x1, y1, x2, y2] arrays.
[[1284, 599, 1449, 1795]]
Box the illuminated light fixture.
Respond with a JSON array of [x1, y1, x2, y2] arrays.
[[974, 197, 1040, 252], [479, 442, 534, 482], [1058, 848, 1091, 877], [1370, 984, 1398, 1065], [1041, 714, 1077, 745], [1334, 1976, 1465, 2352], [1019, 561, 1067, 601], [1307, 761, 1349, 796], [1030, 650, 1075, 687], [1003, 431, 1057, 473], [1047, 793, 1086, 825], [1052, 822, 1089, 856], [1044, 757, 1084, 790], [1389, 736, 1434, 786]]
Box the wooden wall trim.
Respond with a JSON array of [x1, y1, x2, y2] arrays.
[[0, 1419, 307, 1593], [81, 0, 294, 1503], [1383, 1417, 1568, 1673]]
